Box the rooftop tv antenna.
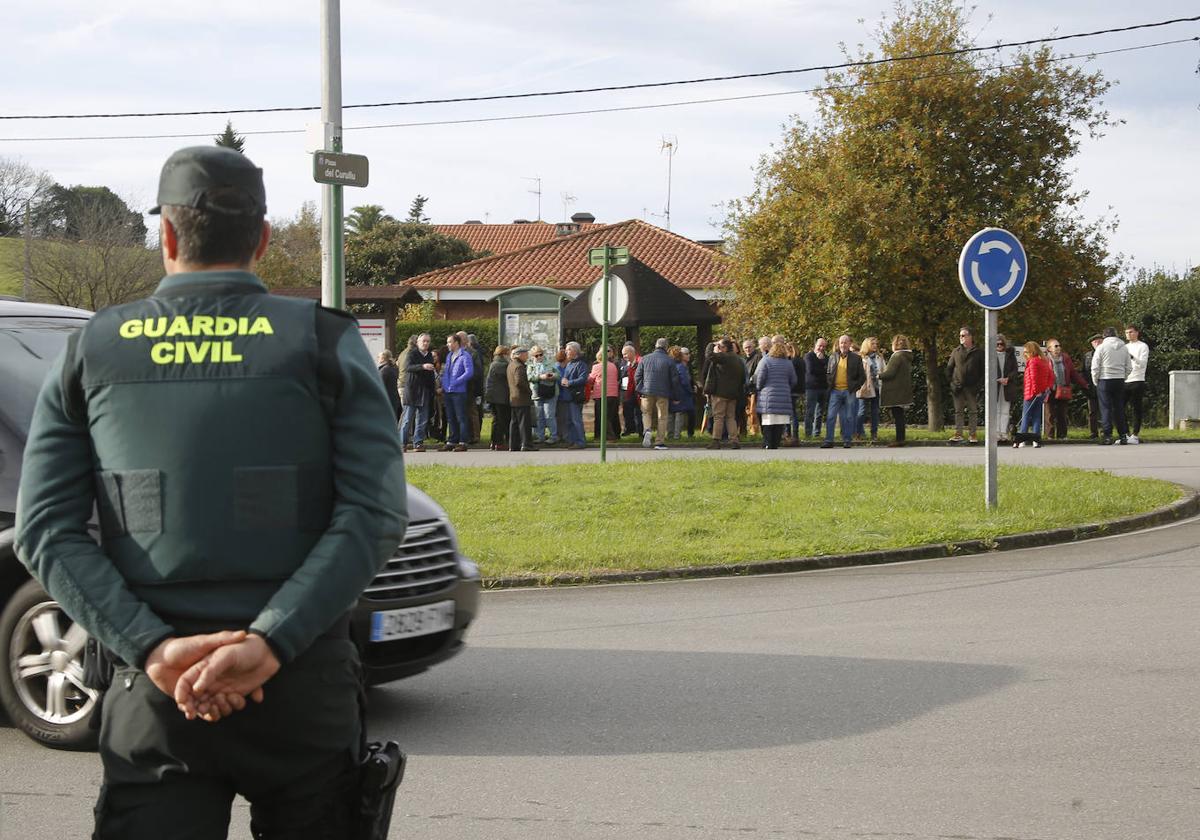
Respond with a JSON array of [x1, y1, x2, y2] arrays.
[[523, 176, 543, 220], [561, 191, 577, 221], [660, 136, 678, 231]]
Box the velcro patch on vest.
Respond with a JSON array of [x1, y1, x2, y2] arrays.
[[95, 470, 163, 537], [117, 315, 274, 365], [234, 466, 300, 531]]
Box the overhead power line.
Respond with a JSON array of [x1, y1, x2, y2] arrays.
[[0, 37, 1192, 144], [1, 14, 1197, 121]]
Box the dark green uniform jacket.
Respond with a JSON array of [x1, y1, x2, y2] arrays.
[[15, 270, 407, 668]]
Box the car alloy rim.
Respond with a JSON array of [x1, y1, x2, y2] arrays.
[[10, 600, 98, 725]]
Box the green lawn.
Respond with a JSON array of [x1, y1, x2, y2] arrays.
[[407, 461, 1183, 580], [0, 238, 22, 296]]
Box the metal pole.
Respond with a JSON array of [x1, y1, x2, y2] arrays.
[[984, 308, 998, 509], [320, 0, 345, 310], [22, 201, 32, 300], [599, 245, 611, 463]]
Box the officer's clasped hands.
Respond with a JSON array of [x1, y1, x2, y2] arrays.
[[144, 630, 279, 723], [174, 633, 282, 722]]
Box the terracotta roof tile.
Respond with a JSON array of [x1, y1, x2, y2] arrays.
[[408, 220, 729, 290], [431, 221, 601, 256]]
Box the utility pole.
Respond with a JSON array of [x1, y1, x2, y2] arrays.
[[22, 201, 32, 300], [320, 0, 345, 310]]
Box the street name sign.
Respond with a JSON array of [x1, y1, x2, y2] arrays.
[[313, 151, 370, 187], [588, 246, 629, 267], [958, 227, 1027, 310]]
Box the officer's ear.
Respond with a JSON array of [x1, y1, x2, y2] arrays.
[[251, 220, 271, 265], [161, 217, 180, 269]]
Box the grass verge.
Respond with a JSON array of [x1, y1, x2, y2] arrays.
[[407, 461, 1183, 580], [0, 238, 21, 296]]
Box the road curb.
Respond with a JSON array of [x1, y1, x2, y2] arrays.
[[483, 489, 1200, 590]]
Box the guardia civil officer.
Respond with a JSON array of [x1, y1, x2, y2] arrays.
[[15, 146, 407, 838]]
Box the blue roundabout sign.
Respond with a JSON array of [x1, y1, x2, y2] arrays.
[[957, 227, 1028, 310]]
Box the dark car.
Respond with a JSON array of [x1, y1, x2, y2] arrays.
[[0, 297, 480, 749]]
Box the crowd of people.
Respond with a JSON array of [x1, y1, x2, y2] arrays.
[[375, 324, 1153, 451]]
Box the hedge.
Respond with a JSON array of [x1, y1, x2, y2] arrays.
[[392, 319, 500, 361]]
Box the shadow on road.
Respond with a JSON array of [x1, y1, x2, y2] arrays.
[[366, 647, 1019, 756]]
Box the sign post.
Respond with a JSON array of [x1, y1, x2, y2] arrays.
[[319, 0, 344, 311], [587, 245, 630, 462], [958, 227, 1028, 510]]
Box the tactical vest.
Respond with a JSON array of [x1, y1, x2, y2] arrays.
[[67, 272, 349, 625]]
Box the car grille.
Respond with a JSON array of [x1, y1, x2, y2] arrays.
[[362, 519, 459, 601]]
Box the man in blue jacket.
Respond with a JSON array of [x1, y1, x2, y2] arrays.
[[636, 337, 676, 450], [440, 332, 474, 451], [559, 341, 590, 449]]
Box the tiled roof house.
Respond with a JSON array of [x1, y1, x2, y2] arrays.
[[429, 220, 602, 255], [408, 218, 729, 320]]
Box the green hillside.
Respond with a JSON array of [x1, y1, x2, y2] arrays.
[[0, 237, 22, 296]]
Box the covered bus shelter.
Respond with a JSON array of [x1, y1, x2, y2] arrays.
[[559, 257, 722, 352]]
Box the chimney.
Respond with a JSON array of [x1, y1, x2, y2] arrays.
[[555, 222, 581, 236], [513, 218, 532, 224], [570, 212, 595, 224], [463, 219, 483, 224]]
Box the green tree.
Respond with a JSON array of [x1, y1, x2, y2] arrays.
[[19, 187, 158, 309], [345, 204, 393, 237], [724, 0, 1120, 428], [406, 195, 430, 224], [30, 184, 147, 244], [255, 201, 321, 288], [214, 120, 245, 153], [345, 221, 481, 286], [1121, 266, 1200, 353]]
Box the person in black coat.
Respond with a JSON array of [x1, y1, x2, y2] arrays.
[[377, 350, 401, 425], [484, 346, 512, 450], [802, 338, 830, 438], [402, 333, 437, 451]]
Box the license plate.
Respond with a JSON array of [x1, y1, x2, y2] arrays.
[[369, 600, 455, 642]]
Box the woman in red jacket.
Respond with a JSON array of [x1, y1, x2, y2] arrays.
[[1044, 338, 1089, 439], [1014, 341, 1055, 448]]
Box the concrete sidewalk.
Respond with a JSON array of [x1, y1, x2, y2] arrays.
[[406, 440, 1200, 490]]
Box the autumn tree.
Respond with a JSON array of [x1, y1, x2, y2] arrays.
[[255, 201, 321, 288], [0, 157, 52, 236], [724, 0, 1120, 428]]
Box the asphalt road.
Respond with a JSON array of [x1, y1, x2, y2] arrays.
[[1, 444, 1197, 839]]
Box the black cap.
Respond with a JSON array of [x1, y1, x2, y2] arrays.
[[1088, 333, 1103, 343], [149, 146, 266, 215]]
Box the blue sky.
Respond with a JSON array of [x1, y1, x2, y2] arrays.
[[4, 1, 1196, 273]]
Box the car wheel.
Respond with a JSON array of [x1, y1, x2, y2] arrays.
[[0, 579, 99, 750]]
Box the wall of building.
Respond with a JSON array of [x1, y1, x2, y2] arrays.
[[432, 300, 498, 321]]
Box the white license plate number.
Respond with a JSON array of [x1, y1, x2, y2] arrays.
[[370, 600, 455, 642]]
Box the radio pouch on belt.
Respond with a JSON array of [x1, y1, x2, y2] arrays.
[[355, 740, 407, 840]]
